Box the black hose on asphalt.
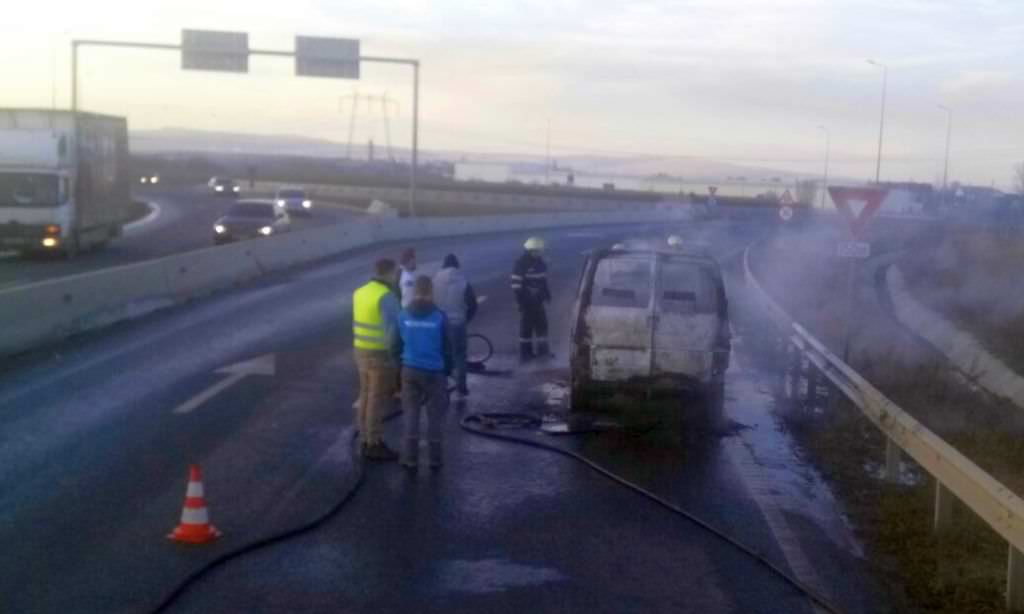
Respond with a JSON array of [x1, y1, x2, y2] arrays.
[[148, 407, 405, 614], [149, 334, 845, 614], [460, 412, 848, 614], [150, 438, 367, 613]]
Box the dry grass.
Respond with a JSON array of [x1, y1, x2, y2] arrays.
[[901, 227, 1024, 373]]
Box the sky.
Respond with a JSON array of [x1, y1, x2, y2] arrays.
[[2, 0, 1024, 187]]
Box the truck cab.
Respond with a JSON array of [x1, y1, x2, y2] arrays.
[[0, 132, 74, 253], [0, 109, 130, 256]]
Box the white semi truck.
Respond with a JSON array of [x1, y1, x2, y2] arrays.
[[0, 109, 131, 256]]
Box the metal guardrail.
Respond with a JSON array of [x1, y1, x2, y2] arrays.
[[744, 245, 1024, 611]]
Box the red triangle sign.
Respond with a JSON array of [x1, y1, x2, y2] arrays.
[[828, 186, 887, 238]]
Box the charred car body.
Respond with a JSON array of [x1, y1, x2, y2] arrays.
[[569, 245, 731, 410]]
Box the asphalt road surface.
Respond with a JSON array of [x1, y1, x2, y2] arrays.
[[0, 215, 886, 614], [0, 184, 356, 289]]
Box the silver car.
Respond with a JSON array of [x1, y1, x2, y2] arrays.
[[569, 245, 730, 410], [275, 187, 313, 217], [213, 200, 291, 244]]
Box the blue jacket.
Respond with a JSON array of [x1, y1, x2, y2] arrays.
[[397, 300, 453, 374]]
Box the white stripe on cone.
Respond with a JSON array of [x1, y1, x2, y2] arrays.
[[181, 506, 210, 525], [186, 482, 205, 498]]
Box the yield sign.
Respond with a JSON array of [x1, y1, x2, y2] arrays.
[[828, 186, 887, 238], [779, 189, 794, 205]]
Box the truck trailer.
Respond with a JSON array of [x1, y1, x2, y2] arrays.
[[0, 109, 131, 256]]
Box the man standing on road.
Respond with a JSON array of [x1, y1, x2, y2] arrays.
[[433, 254, 478, 401], [399, 248, 417, 308], [352, 258, 402, 460], [396, 276, 452, 469], [511, 237, 551, 362]]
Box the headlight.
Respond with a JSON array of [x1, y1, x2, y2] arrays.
[[151, 176, 159, 184], [215, 185, 224, 192], [139, 177, 147, 184], [276, 199, 286, 207], [42, 237, 59, 248], [233, 185, 240, 192], [302, 200, 312, 208], [259, 226, 273, 236], [214, 224, 226, 234]]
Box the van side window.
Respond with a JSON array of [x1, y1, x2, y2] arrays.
[[660, 262, 716, 314], [590, 257, 652, 309]]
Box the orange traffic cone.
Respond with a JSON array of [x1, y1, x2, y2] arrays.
[[168, 464, 222, 544]]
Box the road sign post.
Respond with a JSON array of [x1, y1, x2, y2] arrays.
[[71, 32, 421, 217], [707, 186, 718, 212], [828, 186, 888, 362]]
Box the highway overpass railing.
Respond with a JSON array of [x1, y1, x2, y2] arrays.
[[744, 246, 1024, 612]]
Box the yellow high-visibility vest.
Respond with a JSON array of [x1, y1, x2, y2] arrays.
[[353, 280, 391, 350]]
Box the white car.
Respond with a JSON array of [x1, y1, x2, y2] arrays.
[[274, 187, 313, 216], [569, 245, 731, 410], [208, 176, 241, 197]]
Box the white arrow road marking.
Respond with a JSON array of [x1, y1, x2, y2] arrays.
[[173, 354, 276, 415]]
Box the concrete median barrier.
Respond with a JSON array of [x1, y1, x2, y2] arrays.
[[0, 259, 173, 352], [0, 208, 692, 358]]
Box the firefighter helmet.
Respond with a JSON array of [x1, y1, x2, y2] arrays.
[[524, 237, 545, 251]]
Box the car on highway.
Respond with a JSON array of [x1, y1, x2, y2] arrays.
[[208, 176, 241, 197], [274, 186, 313, 217], [568, 244, 730, 411], [213, 200, 291, 244], [138, 174, 160, 185]]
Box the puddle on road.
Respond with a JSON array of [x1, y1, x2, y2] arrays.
[[437, 558, 566, 594], [724, 338, 866, 559]]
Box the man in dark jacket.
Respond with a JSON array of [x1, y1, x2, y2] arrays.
[[510, 236, 551, 362], [396, 276, 453, 469]]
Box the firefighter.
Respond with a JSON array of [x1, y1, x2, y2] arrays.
[[511, 237, 551, 362]]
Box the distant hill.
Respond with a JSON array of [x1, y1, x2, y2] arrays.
[[130, 127, 809, 183]]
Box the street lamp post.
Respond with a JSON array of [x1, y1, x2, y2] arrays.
[[866, 59, 888, 184], [938, 104, 952, 206], [817, 125, 830, 208]]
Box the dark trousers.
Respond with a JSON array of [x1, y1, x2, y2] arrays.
[[400, 367, 448, 466], [519, 300, 549, 357]]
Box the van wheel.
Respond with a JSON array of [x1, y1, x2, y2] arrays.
[[570, 377, 593, 413]]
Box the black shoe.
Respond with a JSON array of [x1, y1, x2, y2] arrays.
[[365, 442, 398, 461]]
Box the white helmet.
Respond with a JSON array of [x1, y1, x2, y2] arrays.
[[667, 235, 684, 248], [524, 236, 545, 251]]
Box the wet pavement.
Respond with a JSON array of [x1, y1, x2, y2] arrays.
[[0, 215, 886, 613]]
